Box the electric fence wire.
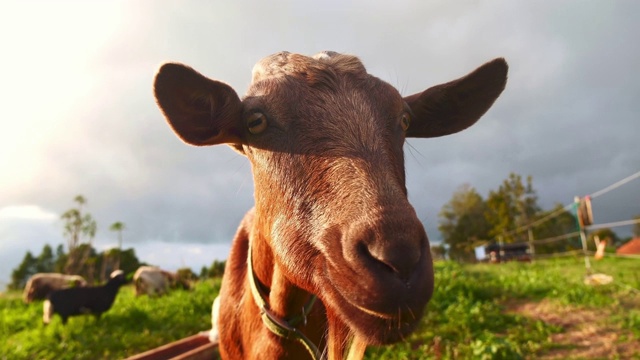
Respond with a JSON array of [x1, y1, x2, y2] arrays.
[[532, 231, 581, 245], [589, 170, 640, 199], [587, 218, 640, 231], [493, 169, 640, 240]]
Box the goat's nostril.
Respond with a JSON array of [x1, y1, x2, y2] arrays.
[[362, 242, 420, 282], [364, 246, 397, 274]]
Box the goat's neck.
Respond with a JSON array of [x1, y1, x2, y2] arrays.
[[251, 234, 367, 360], [325, 314, 367, 360], [250, 235, 313, 324]]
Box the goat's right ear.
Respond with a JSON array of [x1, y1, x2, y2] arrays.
[[154, 63, 244, 146], [404, 58, 508, 138]]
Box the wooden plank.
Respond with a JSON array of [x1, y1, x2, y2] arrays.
[[125, 333, 219, 360], [173, 341, 219, 360]]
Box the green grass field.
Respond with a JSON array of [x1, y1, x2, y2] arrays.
[[1, 257, 639, 359], [0, 278, 221, 360], [366, 256, 640, 359]]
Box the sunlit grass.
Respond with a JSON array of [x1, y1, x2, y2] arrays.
[[365, 256, 640, 359], [0, 279, 220, 360], [2, 257, 639, 359]]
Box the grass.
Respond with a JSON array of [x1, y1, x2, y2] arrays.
[[365, 256, 640, 359], [1, 257, 639, 359], [0, 278, 221, 360]]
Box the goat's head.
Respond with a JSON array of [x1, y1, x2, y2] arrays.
[[154, 51, 507, 344]]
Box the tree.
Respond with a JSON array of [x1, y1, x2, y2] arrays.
[[61, 195, 97, 275], [109, 221, 126, 270], [99, 247, 144, 281], [199, 266, 209, 280], [114, 248, 144, 277], [67, 243, 98, 282], [9, 244, 143, 288], [633, 215, 640, 238], [203, 259, 227, 278], [531, 204, 579, 254], [485, 173, 540, 243], [35, 244, 55, 273], [54, 244, 67, 273], [9, 244, 66, 290], [438, 184, 490, 262], [176, 267, 197, 282], [9, 251, 37, 290]]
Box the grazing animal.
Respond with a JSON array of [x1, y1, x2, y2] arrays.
[[23, 273, 87, 303], [133, 266, 190, 296], [43, 270, 126, 325], [154, 51, 507, 359]]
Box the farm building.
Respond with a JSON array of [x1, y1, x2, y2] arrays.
[[485, 243, 532, 263], [616, 238, 640, 255]]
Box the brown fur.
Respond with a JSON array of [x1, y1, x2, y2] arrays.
[[154, 51, 508, 359], [23, 273, 87, 303]]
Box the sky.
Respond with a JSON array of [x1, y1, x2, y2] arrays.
[[1, 1, 639, 289]]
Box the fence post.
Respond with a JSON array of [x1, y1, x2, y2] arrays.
[[498, 235, 504, 262], [574, 196, 592, 272], [527, 228, 535, 262]]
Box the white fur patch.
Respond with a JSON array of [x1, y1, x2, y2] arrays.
[[43, 300, 53, 324], [209, 296, 221, 343], [312, 51, 339, 60]]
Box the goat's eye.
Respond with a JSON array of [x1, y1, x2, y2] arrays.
[[400, 113, 411, 131], [247, 112, 268, 134]]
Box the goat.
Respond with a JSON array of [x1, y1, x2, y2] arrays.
[[43, 270, 126, 325], [154, 51, 507, 359], [133, 266, 190, 296], [23, 273, 87, 303]]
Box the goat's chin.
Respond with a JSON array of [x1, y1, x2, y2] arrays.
[[315, 275, 426, 345], [330, 289, 422, 345]]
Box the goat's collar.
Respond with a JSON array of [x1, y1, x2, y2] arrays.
[[247, 241, 320, 360]]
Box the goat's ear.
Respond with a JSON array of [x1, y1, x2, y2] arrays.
[[404, 58, 508, 138], [154, 63, 244, 146]]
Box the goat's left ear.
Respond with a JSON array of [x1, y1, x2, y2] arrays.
[[404, 58, 508, 138]]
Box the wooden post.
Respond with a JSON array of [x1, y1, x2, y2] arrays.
[[574, 196, 592, 272], [527, 228, 535, 262]]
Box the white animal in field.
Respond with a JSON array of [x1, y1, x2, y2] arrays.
[[133, 266, 189, 296]]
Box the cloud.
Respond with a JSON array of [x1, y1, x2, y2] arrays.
[[0, 205, 57, 221]]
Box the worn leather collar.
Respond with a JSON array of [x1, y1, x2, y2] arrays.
[[247, 241, 321, 359]]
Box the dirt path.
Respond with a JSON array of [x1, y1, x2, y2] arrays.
[[508, 300, 640, 359]]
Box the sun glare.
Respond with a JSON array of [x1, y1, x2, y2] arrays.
[[0, 2, 126, 194]]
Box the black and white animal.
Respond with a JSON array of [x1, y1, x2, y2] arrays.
[[43, 270, 126, 325]]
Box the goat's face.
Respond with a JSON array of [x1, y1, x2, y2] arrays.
[[154, 51, 507, 344], [243, 52, 431, 343]]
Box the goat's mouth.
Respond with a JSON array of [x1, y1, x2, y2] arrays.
[[322, 278, 427, 344], [315, 255, 434, 345], [351, 302, 398, 320]]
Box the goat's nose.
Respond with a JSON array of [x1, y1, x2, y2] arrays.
[[364, 240, 421, 282]]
